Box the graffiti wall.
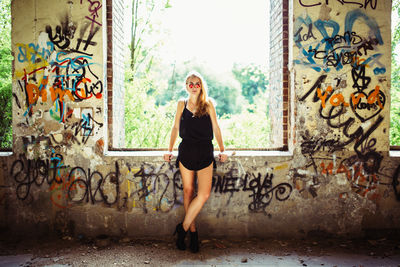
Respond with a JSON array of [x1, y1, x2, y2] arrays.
[[0, 0, 399, 238], [12, 0, 104, 155], [292, 0, 400, 230]]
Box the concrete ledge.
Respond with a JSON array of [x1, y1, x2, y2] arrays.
[[104, 150, 293, 158], [389, 150, 400, 158], [0, 152, 13, 157]]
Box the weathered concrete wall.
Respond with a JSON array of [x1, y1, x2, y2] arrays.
[[0, 0, 399, 239], [292, 0, 399, 232]]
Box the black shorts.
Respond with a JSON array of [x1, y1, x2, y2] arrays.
[[176, 140, 216, 171]]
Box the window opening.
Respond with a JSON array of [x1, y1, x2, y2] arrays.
[[120, 0, 275, 150], [0, 0, 12, 151], [391, 0, 400, 147]]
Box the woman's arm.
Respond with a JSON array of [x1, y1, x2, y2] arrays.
[[164, 100, 185, 162], [208, 100, 228, 162]]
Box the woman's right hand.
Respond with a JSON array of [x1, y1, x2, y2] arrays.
[[163, 152, 173, 162]]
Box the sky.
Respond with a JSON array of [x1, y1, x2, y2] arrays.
[[125, 0, 270, 73]]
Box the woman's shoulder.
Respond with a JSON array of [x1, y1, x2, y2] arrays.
[[178, 98, 186, 105], [177, 98, 186, 109], [206, 98, 216, 108]]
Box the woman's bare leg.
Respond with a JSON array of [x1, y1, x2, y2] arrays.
[[179, 162, 196, 232], [182, 162, 213, 231]]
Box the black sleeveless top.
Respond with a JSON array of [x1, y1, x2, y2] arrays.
[[176, 100, 215, 170], [179, 101, 213, 143]]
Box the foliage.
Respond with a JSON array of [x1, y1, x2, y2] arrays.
[[0, 0, 12, 148], [125, 74, 176, 148], [129, 0, 171, 79], [155, 62, 243, 116], [232, 63, 269, 104], [206, 72, 243, 116], [219, 89, 270, 148], [124, 0, 271, 149], [391, 0, 400, 146], [125, 60, 271, 148]]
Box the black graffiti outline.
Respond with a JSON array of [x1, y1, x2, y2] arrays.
[[10, 154, 67, 200], [67, 162, 120, 206], [300, 75, 384, 155], [392, 165, 400, 201], [242, 172, 292, 213], [298, 0, 377, 9]]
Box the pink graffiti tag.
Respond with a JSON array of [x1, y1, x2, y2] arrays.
[[81, 0, 102, 33]]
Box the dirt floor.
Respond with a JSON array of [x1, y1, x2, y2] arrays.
[[1, 233, 400, 267]]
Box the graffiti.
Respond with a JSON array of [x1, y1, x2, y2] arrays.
[[349, 64, 385, 121], [301, 134, 342, 154], [213, 174, 241, 194], [10, 154, 68, 201], [319, 151, 387, 199], [315, 81, 384, 113], [128, 164, 182, 213], [46, 25, 74, 50], [298, 0, 377, 10], [294, 21, 317, 44], [62, 111, 103, 145], [212, 165, 292, 213], [67, 162, 120, 206], [350, 85, 385, 121], [14, 10, 103, 123], [81, 0, 102, 34], [294, 10, 384, 72], [292, 151, 396, 201], [50, 169, 80, 209], [242, 172, 292, 213], [307, 65, 386, 121], [10, 156, 293, 213], [392, 165, 400, 201], [300, 74, 384, 155], [16, 42, 54, 64], [17, 49, 103, 122], [45, 18, 99, 54]]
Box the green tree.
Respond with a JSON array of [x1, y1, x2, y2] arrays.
[[155, 63, 187, 106], [125, 76, 175, 148], [158, 62, 243, 116], [391, 0, 400, 145], [130, 0, 171, 79], [0, 0, 12, 149], [232, 63, 269, 104], [206, 73, 242, 116]]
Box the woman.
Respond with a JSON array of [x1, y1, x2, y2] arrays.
[[163, 71, 228, 253]]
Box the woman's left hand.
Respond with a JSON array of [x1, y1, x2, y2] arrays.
[[218, 152, 228, 163]]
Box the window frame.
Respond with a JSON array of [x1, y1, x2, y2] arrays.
[[105, 0, 290, 153]]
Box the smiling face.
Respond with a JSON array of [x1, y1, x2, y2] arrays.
[[186, 76, 202, 97]]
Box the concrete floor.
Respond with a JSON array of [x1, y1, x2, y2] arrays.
[[0, 234, 400, 267]]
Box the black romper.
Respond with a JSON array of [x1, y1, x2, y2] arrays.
[[176, 101, 216, 171]]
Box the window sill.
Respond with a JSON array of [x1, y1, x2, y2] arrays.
[[389, 150, 400, 157], [104, 150, 293, 158], [0, 151, 13, 157]]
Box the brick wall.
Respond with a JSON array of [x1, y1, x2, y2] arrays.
[[269, 0, 289, 149], [107, 0, 125, 149]]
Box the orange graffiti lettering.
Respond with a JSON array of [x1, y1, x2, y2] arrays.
[[50, 86, 74, 102], [367, 85, 384, 109], [350, 92, 366, 107], [26, 83, 47, 105], [317, 86, 332, 108], [330, 93, 349, 107]]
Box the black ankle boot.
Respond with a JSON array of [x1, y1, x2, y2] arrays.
[[174, 223, 187, 250], [189, 230, 199, 253]]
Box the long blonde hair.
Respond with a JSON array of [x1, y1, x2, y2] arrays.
[[185, 71, 210, 117]]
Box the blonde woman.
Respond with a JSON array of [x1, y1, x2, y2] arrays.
[[163, 71, 228, 252]]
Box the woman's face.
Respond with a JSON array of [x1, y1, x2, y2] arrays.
[[186, 76, 202, 97]]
